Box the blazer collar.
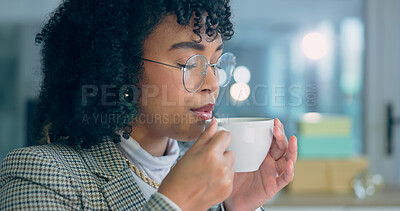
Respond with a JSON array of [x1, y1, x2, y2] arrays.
[[82, 137, 127, 179], [81, 137, 147, 210]]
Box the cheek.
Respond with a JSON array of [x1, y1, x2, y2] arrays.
[[138, 66, 205, 140], [140, 82, 193, 111], [142, 64, 185, 98], [140, 67, 195, 116]]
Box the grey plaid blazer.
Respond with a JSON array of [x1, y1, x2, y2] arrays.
[[0, 137, 222, 210]]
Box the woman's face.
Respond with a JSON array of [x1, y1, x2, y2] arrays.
[[136, 15, 222, 141]]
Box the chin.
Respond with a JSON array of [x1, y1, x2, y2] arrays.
[[173, 121, 206, 142]]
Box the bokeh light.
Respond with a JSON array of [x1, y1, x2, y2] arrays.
[[230, 82, 250, 101], [233, 65, 251, 83], [302, 112, 322, 123], [302, 32, 329, 60]]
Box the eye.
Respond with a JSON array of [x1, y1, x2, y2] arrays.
[[177, 63, 197, 70], [186, 63, 197, 70]]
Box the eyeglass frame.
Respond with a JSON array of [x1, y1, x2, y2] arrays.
[[142, 52, 236, 93]]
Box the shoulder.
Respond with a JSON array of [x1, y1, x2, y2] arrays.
[[2, 142, 79, 171], [0, 142, 80, 193], [0, 143, 88, 210]]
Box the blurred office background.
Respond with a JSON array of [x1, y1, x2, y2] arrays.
[[0, 0, 399, 210]]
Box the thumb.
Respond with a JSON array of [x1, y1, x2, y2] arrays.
[[187, 118, 218, 153]]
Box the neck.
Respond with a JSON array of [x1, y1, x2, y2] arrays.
[[128, 122, 169, 157]]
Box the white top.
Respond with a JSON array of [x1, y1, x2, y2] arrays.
[[117, 134, 181, 210]]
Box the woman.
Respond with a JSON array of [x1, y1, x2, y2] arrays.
[[0, 0, 297, 210]]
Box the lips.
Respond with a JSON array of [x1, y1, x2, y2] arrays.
[[190, 104, 215, 120]]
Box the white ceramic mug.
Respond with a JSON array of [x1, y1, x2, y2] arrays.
[[207, 117, 274, 172]]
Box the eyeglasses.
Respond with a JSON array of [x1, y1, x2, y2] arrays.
[[142, 52, 236, 93]]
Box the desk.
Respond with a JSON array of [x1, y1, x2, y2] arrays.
[[263, 189, 400, 211]]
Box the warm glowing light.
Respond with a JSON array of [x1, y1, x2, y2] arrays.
[[230, 82, 250, 101], [302, 32, 328, 60], [302, 112, 322, 123], [233, 66, 251, 83]]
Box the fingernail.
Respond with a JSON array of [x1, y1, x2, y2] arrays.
[[210, 117, 216, 127]]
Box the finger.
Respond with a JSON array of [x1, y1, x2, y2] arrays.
[[277, 160, 294, 190], [268, 126, 288, 160], [223, 150, 235, 169], [223, 166, 235, 194], [275, 137, 297, 175], [274, 125, 288, 151], [275, 156, 287, 176], [285, 136, 298, 164], [188, 118, 218, 153], [226, 166, 235, 185], [205, 130, 232, 154], [275, 118, 285, 134], [220, 152, 235, 190]]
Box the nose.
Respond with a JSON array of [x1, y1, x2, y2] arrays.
[[199, 65, 219, 93]]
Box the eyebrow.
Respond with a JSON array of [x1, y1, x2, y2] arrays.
[[169, 42, 224, 52]]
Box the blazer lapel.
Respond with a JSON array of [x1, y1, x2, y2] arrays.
[[100, 168, 147, 210], [82, 137, 147, 210]]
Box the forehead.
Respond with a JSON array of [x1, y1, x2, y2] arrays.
[[143, 15, 222, 54]]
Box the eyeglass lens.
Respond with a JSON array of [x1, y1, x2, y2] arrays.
[[183, 53, 236, 92]]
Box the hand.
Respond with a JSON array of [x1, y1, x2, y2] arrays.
[[158, 118, 235, 211], [224, 118, 298, 211]]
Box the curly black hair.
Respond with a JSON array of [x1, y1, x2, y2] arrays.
[[33, 0, 234, 148]]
